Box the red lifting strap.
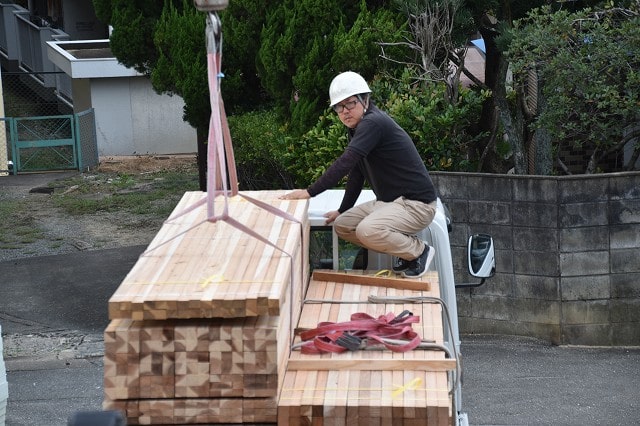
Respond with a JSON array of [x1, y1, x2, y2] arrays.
[[299, 311, 422, 354]]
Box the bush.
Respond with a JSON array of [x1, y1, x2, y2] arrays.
[[281, 110, 349, 188], [227, 109, 294, 190], [378, 79, 487, 171]]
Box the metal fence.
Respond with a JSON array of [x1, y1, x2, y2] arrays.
[[10, 114, 76, 172], [3, 111, 98, 174], [2, 71, 98, 174], [2, 71, 71, 117], [75, 108, 98, 171]]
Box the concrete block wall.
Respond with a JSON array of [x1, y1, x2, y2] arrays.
[[431, 171, 640, 346]]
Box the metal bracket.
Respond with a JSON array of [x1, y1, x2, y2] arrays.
[[194, 0, 228, 11], [205, 12, 222, 54]]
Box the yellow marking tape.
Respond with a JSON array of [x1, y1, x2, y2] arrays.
[[374, 269, 392, 277], [392, 377, 422, 399]]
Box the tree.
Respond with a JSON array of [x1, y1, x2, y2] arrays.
[[508, 5, 640, 173], [461, 0, 546, 174], [257, 0, 350, 135], [151, 3, 208, 135], [456, 0, 617, 174], [217, 0, 272, 113], [389, 0, 474, 101], [94, 0, 181, 74], [257, 0, 406, 135]]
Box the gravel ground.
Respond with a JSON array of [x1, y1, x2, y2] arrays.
[[1, 331, 105, 361], [0, 156, 195, 261], [0, 195, 158, 262]]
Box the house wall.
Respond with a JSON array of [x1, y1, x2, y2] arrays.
[[431, 171, 640, 346], [90, 77, 197, 156], [60, 0, 108, 40], [71, 78, 91, 111]]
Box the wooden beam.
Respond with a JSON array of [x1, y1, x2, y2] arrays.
[[312, 270, 432, 292], [286, 358, 456, 372]]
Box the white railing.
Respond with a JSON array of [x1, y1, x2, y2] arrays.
[[14, 11, 68, 87]]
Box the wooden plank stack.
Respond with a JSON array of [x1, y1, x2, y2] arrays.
[[279, 270, 454, 425], [103, 190, 309, 424]]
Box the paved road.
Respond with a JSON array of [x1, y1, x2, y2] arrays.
[[0, 245, 145, 336], [462, 335, 640, 425]]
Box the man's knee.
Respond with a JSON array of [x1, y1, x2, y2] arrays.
[[333, 216, 351, 238], [354, 221, 378, 241]]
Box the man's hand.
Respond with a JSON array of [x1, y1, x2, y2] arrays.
[[324, 210, 340, 224], [279, 189, 310, 200]]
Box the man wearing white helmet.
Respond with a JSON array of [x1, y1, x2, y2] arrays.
[[281, 71, 437, 278]]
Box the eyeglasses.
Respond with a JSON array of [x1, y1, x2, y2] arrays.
[[332, 99, 358, 113]]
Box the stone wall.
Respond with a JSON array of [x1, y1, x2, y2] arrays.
[[431, 171, 640, 346]]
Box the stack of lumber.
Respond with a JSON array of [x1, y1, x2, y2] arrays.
[[103, 190, 309, 424], [278, 270, 454, 425]]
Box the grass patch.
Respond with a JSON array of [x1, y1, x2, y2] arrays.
[[0, 199, 45, 249], [52, 170, 200, 217]]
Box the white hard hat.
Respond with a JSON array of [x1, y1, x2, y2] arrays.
[[329, 71, 371, 106]]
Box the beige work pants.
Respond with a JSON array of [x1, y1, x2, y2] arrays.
[[333, 197, 437, 261]]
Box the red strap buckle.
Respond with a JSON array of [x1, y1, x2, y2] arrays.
[[299, 311, 422, 354]]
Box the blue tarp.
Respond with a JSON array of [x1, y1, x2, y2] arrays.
[[471, 38, 486, 53]]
